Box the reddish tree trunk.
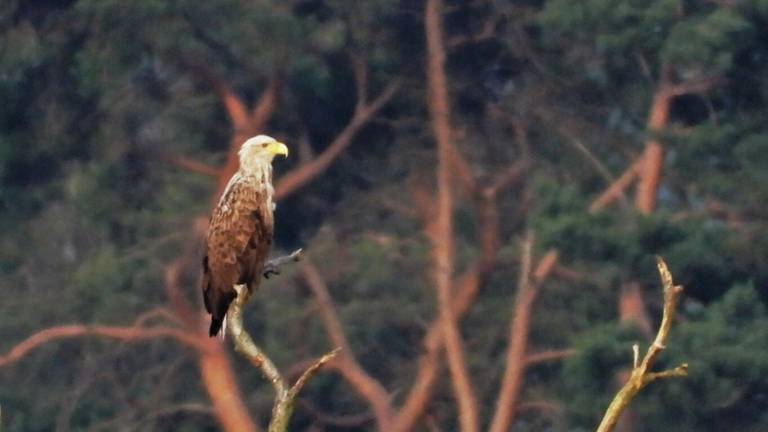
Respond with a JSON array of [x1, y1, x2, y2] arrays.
[[198, 340, 261, 432], [489, 249, 559, 432], [619, 282, 652, 337], [635, 90, 672, 214], [301, 261, 395, 430], [424, 0, 479, 430]]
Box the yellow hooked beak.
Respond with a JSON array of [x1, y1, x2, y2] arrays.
[[266, 141, 289, 157]]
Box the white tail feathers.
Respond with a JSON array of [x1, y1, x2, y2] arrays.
[[219, 314, 227, 340]]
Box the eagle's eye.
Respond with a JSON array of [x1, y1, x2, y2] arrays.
[[261, 143, 268, 148]]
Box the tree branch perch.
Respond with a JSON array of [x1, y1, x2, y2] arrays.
[[596, 257, 688, 432], [228, 284, 338, 432]]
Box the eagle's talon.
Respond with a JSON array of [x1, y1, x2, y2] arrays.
[[263, 265, 280, 279]]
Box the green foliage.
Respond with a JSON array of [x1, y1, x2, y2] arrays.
[[560, 323, 641, 426], [561, 285, 768, 431], [0, 21, 43, 83], [662, 9, 752, 72], [538, 0, 678, 75]]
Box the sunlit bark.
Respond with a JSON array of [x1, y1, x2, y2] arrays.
[[424, 0, 479, 430]]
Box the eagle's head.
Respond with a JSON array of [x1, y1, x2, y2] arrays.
[[238, 135, 289, 173]]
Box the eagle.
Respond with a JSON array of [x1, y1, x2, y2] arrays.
[[202, 135, 289, 337]]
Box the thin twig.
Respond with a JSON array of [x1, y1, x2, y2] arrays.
[[596, 257, 688, 432], [289, 348, 341, 399], [524, 348, 575, 367]]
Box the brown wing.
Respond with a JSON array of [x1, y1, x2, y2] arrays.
[[202, 175, 273, 336]]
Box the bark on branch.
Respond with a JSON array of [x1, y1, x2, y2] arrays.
[[274, 78, 401, 200], [589, 158, 641, 214], [215, 71, 282, 199], [524, 349, 575, 367], [489, 241, 559, 432], [153, 150, 221, 177], [300, 260, 395, 430], [425, 0, 479, 430], [228, 285, 339, 432], [183, 57, 250, 127], [590, 68, 723, 213], [394, 121, 526, 432], [0, 323, 206, 368], [596, 257, 688, 432]]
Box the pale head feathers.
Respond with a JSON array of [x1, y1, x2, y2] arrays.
[[238, 135, 289, 174]]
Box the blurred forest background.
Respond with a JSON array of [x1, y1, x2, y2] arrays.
[[2, 0, 768, 431]]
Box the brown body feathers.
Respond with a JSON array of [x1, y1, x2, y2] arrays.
[[202, 173, 274, 336]]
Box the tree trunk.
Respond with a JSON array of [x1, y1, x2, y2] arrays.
[[619, 282, 652, 338], [635, 89, 671, 214], [488, 238, 536, 432], [424, 0, 479, 430]]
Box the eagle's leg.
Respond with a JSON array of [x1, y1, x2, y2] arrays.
[[262, 262, 280, 279], [233, 283, 249, 302], [262, 248, 303, 279]]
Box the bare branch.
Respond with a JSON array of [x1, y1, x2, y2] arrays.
[[301, 262, 352, 352], [447, 142, 478, 196], [524, 349, 575, 367], [301, 260, 395, 430], [517, 399, 563, 415], [634, 52, 654, 84], [133, 307, 183, 328], [352, 53, 368, 110], [589, 159, 642, 213], [229, 284, 287, 386], [250, 70, 282, 127], [425, 0, 479, 429], [488, 244, 559, 432], [489, 233, 535, 432], [394, 158, 512, 432], [596, 257, 687, 432], [184, 57, 249, 126], [0, 323, 206, 368], [131, 403, 215, 430], [486, 160, 527, 197], [214, 69, 283, 200], [227, 285, 338, 432], [446, 15, 499, 48], [533, 249, 559, 283], [668, 75, 725, 97], [565, 138, 625, 197], [275, 78, 401, 200], [289, 348, 340, 398], [153, 150, 220, 177], [297, 399, 373, 428], [163, 258, 200, 329]]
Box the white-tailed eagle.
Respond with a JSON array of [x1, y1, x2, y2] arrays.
[[202, 135, 288, 337]]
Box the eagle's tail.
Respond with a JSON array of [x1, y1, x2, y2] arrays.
[[209, 316, 225, 337], [204, 283, 236, 338]]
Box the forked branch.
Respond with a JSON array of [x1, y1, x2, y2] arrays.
[[596, 257, 688, 432], [228, 285, 339, 432]]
